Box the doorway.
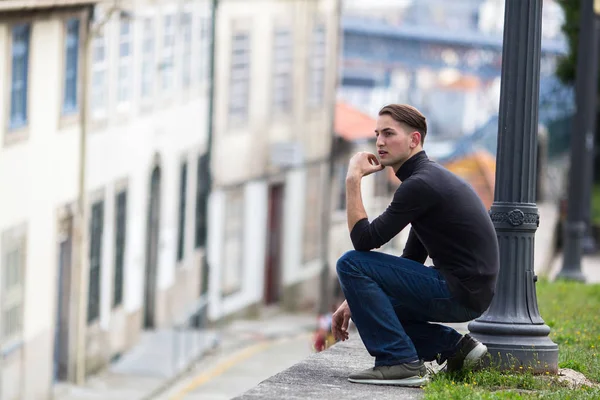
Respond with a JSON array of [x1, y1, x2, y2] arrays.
[[264, 184, 284, 304], [144, 165, 161, 328]]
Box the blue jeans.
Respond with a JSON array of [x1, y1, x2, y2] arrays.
[[336, 250, 482, 367]]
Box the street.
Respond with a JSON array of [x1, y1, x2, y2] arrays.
[[154, 313, 317, 400]]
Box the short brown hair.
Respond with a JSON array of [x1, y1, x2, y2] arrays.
[[378, 104, 427, 145]]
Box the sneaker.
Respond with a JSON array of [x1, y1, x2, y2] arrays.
[[348, 360, 429, 387], [445, 334, 488, 372]]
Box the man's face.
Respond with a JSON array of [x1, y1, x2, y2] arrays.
[[375, 114, 421, 171]]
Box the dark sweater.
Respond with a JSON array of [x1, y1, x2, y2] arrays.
[[350, 151, 499, 313]]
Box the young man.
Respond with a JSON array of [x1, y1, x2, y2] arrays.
[[332, 104, 499, 387]]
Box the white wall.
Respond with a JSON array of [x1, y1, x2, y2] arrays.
[[207, 181, 268, 320], [282, 168, 305, 286], [0, 17, 81, 343], [213, 0, 336, 187], [85, 1, 210, 324]]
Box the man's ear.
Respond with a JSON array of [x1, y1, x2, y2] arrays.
[[411, 131, 421, 148]]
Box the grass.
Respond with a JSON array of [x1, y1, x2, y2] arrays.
[[424, 280, 600, 399]]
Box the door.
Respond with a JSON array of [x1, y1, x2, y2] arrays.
[[144, 166, 161, 328], [264, 184, 284, 304], [53, 218, 72, 381]]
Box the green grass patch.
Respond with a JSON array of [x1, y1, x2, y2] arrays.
[[424, 280, 600, 399]]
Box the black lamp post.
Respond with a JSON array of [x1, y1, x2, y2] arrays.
[[468, 0, 558, 373], [561, 0, 599, 266]]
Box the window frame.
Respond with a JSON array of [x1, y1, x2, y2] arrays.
[[87, 199, 104, 324], [90, 23, 109, 121], [139, 14, 156, 105], [194, 154, 209, 249], [271, 26, 294, 114], [228, 30, 251, 121], [196, 14, 211, 86], [307, 21, 327, 109], [161, 13, 176, 94], [62, 17, 81, 116], [116, 17, 133, 110], [181, 11, 193, 90], [7, 22, 31, 137], [176, 161, 188, 262], [221, 187, 245, 296], [113, 188, 127, 308], [0, 224, 27, 353]]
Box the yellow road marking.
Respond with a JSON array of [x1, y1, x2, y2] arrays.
[[169, 333, 311, 400]]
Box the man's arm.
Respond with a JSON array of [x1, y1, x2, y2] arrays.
[[350, 177, 440, 251], [345, 175, 368, 233], [344, 152, 384, 234], [402, 228, 428, 264]]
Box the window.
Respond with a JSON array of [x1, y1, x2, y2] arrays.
[[222, 188, 244, 295], [194, 154, 208, 248], [181, 12, 192, 88], [197, 16, 211, 84], [229, 31, 250, 119], [161, 14, 175, 92], [177, 162, 188, 262], [88, 200, 104, 323], [63, 18, 80, 114], [118, 18, 132, 105], [1, 226, 26, 347], [113, 190, 127, 307], [9, 24, 31, 130], [91, 28, 108, 118], [141, 17, 155, 99], [308, 23, 326, 108], [272, 28, 293, 113], [303, 165, 322, 263]]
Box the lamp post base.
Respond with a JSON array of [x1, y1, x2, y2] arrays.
[[468, 321, 558, 373], [556, 268, 587, 282]]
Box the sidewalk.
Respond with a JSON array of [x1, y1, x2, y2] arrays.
[[547, 253, 600, 283], [154, 312, 318, 400], [534, 202, 560, 274], [54, 329, 219, 400], [53, 311, 317, 400]]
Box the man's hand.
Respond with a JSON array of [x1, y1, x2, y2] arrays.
[[347, 152, 384, 181], [331, 300, 352, 341]]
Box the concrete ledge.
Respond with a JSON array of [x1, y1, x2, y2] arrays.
[[234, 335, 423, 400]]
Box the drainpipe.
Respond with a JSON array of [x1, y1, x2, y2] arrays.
[[73, 5, 92, 385], [74, 3, 120, 384], [318, 0, 342, 315], [198, 0, 218, 322]]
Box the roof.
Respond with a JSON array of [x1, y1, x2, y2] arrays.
[[439, 75, 481, 91], [443, 150, 496, 210], [335, 102, 376, 142], [0, 0, 96, 11]]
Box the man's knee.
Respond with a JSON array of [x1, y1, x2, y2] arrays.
[[336, 250, 360, 275]]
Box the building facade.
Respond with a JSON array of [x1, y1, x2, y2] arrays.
[[0, 2, 95, 398], [82, 0, 212, 375], [207, 0, 341, 320], [0, 0, 341, 397], [0, 0, 213, 397]]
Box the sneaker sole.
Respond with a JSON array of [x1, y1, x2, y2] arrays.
[[464, 342, 488, 368], [348, 376, 429, 387]]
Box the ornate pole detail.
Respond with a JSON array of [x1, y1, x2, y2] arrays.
[[468, 0, 558, 372]]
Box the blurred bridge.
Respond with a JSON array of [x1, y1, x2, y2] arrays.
[[341, 16, 568, 86]]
